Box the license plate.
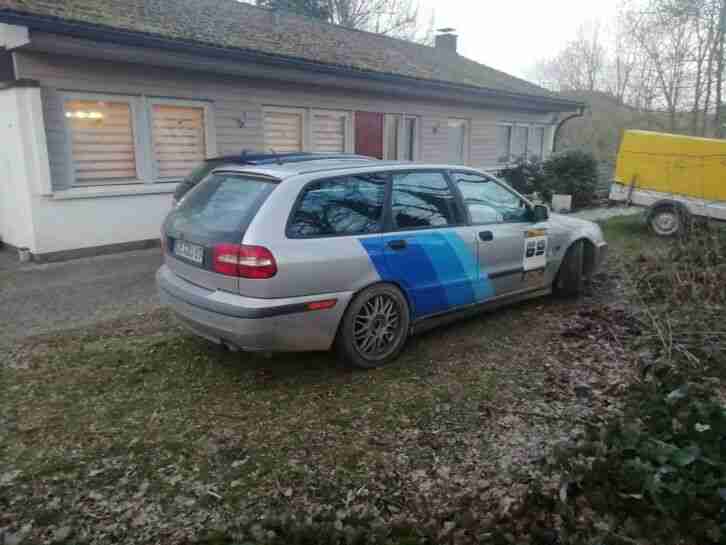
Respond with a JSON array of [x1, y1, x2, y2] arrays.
[[174, 240, 204, 264]]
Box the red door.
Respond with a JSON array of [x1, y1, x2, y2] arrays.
[[355, 111, 384, 159]]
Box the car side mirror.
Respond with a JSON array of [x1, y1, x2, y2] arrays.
[[532, 204, 549, 222]]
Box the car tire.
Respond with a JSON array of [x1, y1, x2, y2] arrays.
[[335, 283, 410, 369], [554, 239, 585, 297], [648, 204, 685, 237]]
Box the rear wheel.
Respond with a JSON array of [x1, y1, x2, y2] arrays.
[[554, 240, 585, 297], [649, 204, 684, 237], [335, 284, 410, 369]]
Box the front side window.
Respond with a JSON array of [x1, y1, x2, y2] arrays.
[[390, 171, 459, 229], [454, 172, 530, 224], [64, 99, 137, 184], [288, 174, 387, 237]]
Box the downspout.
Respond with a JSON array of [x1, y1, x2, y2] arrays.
[[552, 106, 585, 153]]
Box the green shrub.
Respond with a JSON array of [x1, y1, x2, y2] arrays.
[[497, 158, 545, 197], [542, 150, 599, 209], [498, 151, 599, 209]]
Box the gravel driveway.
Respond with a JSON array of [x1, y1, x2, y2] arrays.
[[0, 247, 162, 344], [0, 206, 641, 346]]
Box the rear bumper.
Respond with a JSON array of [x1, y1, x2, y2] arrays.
[[156, 265, 351, 351]]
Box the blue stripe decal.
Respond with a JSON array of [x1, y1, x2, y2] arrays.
[[359, 232, 494, 319]]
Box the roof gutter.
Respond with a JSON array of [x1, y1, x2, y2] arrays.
[[0, 10, 584, 112], [553, 106, 586, 152]]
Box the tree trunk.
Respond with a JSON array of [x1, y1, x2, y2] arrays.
[[716, 0, 726, 138]]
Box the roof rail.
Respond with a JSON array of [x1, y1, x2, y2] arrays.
[[216, 152, 377, 166]]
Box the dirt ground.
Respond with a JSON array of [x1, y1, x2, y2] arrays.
[[0, 218, 642, 545]]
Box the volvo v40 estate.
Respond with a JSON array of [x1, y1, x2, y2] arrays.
[[157, 156, 607, 368]]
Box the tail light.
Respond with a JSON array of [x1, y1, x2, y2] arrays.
[[213, 244, 277, 279]]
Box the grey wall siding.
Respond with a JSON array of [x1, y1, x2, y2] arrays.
[[14, 51, 555, 190]]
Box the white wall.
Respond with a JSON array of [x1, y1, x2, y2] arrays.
[[30, 191, 173, 254], [0, 86, 42, 250], [0, 83, 174, 255]]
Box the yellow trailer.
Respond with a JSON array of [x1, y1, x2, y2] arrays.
[[610, 130, 726, 235]]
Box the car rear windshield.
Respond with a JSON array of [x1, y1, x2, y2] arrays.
[[164, 172, 277, 244]]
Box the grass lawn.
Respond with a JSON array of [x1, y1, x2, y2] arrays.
[[0, 215, 657, 544]]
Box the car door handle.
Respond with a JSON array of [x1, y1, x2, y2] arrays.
[[479, 231, 494, 242], [387, 239, 407, 251]]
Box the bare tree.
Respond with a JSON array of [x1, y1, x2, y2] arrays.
[[532, 21, 608, 93], [255, 0, 433, 42], [324, 0, 429, 41], [716, 0, 726, 136]]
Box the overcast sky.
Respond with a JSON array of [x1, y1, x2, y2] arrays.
[[418, 0, 619, 80]]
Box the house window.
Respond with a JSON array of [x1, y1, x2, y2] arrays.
[[263, 107, 304, 153], [62, 94, 214, 187], [312, 110, 350, 153], [64, 99, 138, 185], [512, 126, 528, 160], [151, 103, 206, 179], [528, 126, 545, 160], [384, 114, 419, 161], [446, 118, 469, 164], [496, 125, 512, 163]]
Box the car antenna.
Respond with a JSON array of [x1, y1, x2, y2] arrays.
[[269, 148, 282, 165]]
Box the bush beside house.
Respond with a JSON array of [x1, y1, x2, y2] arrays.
[[498, 150, 599, 209]]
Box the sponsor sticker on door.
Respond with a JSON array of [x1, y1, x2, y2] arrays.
[[523, 229, 547, 271]]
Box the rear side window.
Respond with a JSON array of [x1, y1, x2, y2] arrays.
[[288, 174, 387, 238], [165, 172, 275, 244], [390, 171, 460, 229]]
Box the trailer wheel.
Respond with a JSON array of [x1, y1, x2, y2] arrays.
[[648, 204, 688, 237]]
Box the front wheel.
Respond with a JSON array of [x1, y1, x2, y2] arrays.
[[554, 240, 585, 297], [335, 284, 410, 369]]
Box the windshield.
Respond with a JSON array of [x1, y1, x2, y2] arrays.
[[165, 172, 276, 244]]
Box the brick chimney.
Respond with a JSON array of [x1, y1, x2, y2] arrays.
[[435, 28, 458, 53]]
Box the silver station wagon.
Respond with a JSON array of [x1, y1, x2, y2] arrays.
[[157, 154, 607, 368]]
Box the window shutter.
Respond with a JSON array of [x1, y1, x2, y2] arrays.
[[264, 110, 303, 153], [312, 112, 346, 152], [152, 104, 206, 179], [64, 99, 137, 184]]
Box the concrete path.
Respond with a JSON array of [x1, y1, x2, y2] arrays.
[[0, 247, 163, 344], [570, 205, 642, 222]]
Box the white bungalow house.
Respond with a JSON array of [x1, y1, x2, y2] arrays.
[[0, 0, 582, 261]]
